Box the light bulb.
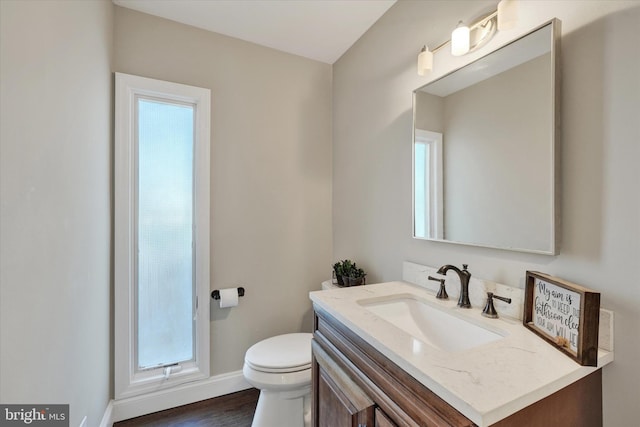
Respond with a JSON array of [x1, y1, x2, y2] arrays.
[[417, 45, 433, 76], [451, 21, 470, 56]]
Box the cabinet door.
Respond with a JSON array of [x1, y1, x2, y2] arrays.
[[313, 340, 375, 427]]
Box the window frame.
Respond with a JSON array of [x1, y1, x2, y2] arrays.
[[114, 73, 210, 399], [413, 129, 444, 240]]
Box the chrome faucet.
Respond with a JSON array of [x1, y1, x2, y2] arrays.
[[437, 264, 472, 308]]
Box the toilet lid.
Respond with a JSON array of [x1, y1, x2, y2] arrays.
[[245, 333, 313, 373]]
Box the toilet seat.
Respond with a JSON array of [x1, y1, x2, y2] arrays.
[[245, 333, 312, 373]]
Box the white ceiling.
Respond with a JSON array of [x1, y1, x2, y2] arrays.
[[113, 0, 396, 64]]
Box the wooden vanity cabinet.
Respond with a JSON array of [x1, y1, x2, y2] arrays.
[[312, 306, 603, 427]]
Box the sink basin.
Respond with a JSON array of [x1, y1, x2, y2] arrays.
[[358, 295, 506, 352]]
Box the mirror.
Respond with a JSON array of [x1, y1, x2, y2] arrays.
[[413, 20, 559, 255]]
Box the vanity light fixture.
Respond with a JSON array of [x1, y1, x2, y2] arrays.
[[417, 0, 519, 74]]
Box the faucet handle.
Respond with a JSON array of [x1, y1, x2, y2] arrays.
[[428, 276, 448, 299], [462, 264, 468, 270], [481, 292, 512, 318]]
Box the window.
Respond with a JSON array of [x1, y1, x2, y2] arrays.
[[413, 129, 443, 239], [115, 73, 210, 399]]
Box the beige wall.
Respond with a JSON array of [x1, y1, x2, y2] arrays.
[[333, 1, 639, 425], [114, 7, 333, 375], [0, 0, 113, 426], [415, 91, 443, 132]]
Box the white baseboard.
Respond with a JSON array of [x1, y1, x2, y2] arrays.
[[101, 370, 251, 425], [99, 401, 113, 427]]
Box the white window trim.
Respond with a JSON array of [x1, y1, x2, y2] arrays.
[[114, 73, 210, 400], [413, 129, 444, 240]]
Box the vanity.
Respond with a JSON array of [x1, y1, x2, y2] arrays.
[[309, 279, 612, 427]]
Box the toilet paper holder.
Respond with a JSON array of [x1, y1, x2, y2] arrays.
[[211, 287, 245, 300]]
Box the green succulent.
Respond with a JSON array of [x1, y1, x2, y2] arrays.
[[333, 260, 366, 278]]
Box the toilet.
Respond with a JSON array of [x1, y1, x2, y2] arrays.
[[243, 332, 314, 427], [243, 281, 339, 427]]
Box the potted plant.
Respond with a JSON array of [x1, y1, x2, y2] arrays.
[[332, 260, 366, 287]]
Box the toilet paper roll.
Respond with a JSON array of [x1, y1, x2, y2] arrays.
[[219, 287, 239, 308]]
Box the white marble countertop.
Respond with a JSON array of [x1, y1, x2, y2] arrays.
[[310, 281, 613, 427]]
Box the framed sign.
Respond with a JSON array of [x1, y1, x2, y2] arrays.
[[523, 271, 600, 366]]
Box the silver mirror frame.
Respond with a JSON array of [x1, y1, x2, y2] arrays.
[[412, 19, 561, 255]]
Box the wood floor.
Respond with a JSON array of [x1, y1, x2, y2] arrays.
[[114, 388, 260, 427]]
